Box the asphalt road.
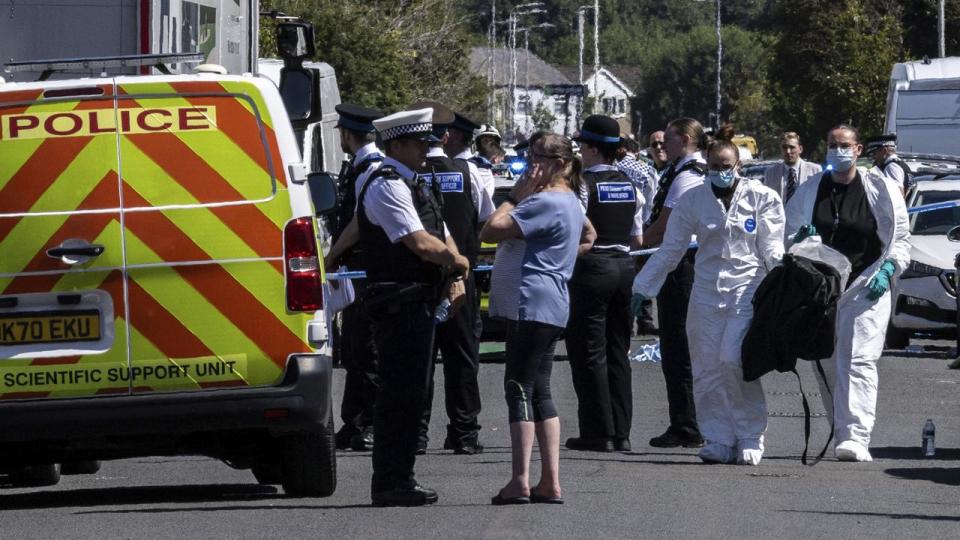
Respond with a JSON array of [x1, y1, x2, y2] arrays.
[[2, 338, 960, 539]]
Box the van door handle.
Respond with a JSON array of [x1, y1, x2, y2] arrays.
[[46, 240, 105, 264]]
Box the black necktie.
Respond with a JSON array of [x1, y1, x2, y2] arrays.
[[785, 167, 798, 202]]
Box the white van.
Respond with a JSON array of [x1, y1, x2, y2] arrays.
[[884, 57, 960, 155]]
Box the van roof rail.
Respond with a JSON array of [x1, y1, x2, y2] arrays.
[[3, 53, 206, 81]]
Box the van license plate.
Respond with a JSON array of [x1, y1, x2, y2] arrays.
[[0, 310, 101, 345]]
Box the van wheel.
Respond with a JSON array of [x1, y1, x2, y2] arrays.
[[251, 462, 282, 485], [886, 324, 910, 350], [61, 460, 101, 475], [280, 416, 336, 497], [8, 464, 61, 487]]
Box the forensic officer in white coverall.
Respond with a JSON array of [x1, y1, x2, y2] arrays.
[[632, 139, 785, 465], [785, 125, 910, 462]]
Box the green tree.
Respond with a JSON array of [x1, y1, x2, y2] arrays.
[[530, 101, 558, 131], [260, 0, 489, 116], [768, 0, 902, 158]]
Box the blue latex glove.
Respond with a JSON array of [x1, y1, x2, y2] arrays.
[[631, 293, 647, 319], [866, 260, 897, 300], [793, 224, 818, 243]]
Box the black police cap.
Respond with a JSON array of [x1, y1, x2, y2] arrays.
[[573, 114, 622, 146], [864, 133, 897, 152], [335, 103, 384, 133], [450, 112, 481, 135]]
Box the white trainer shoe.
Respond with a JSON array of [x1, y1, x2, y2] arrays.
[[835, 440, 873, 462]]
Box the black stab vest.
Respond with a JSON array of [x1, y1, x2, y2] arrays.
[[333, 153, 383, 241], [419, 155, 479, 263], [357, 166, 445, 285], [583, 169, 638, 248], [647, 158, 707, 227]]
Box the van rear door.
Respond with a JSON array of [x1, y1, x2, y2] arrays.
[[114, 77, 311, 394], [0, 83, 130, 400]]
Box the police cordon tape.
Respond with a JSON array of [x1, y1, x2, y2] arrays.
[[325, 200, 958, 281]]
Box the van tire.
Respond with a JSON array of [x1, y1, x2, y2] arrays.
[[60, 460, 101, 475], [9, 464, 61, 487], [252, 462, 282, 485], [886, 324, 910, 350], [280, 416, 336, 497]]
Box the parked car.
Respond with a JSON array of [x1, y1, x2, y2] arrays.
[[475, 175, 516, 341], [888, 177, 960, 347]]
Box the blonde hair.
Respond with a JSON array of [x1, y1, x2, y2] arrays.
[[537, 133, 583, 194], [781, 131, 801, 145], [667, 117, 709, 151]]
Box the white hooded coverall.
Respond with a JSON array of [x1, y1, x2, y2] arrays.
[[785, 169, 910, 448], [633, 178, 785, 458]]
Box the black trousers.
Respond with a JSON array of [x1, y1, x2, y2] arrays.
[[339, 280, 379, 433], [367, 283, 437, 492], [656, 253, 700, 438], [420, 275, 482, 446], [565, 251, 634, 441]]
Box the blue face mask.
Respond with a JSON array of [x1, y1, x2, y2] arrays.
[[826, 147, 856, 172], [707, 168, 737, 188]]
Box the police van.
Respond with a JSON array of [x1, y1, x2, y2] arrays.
[[0, 22, 340, 496]]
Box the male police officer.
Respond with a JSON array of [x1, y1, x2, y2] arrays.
[[565, 115, 644, 452], [413, 103, 494, 455], [326, 104, 384, 452], [865, 133, 912, 195], [360, 108, 470, 507]]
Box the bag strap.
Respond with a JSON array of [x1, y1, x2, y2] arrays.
[[796, 359, 835, 466]]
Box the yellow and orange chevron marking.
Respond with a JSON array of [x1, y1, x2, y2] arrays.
[[0, 80, 310, 401]]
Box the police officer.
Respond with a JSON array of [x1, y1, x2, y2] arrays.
[[564, 115, 644, 453], [642, 117, 709, 449], [412, 103, 494, 455], [865, 133, 912, 195], [325, 104, 384, 452], [359, 108, 469, 507]]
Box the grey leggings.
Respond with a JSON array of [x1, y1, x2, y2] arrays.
[[504, 319, 563, 423]]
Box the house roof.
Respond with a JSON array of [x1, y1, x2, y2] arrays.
[[558, 65, 643, 96], [469, 47, 574, 87]]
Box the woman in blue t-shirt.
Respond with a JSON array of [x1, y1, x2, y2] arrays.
[[481, 133, 595, 505]]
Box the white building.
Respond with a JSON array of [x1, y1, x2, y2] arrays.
[[560, 65, 641, 136], [469, 47, 584, 142]]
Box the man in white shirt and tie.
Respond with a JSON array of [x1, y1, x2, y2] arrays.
[[763, 132, 822, 204]]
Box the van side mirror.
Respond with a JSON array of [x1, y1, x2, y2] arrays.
[[948, 225, 960, 242], [277, 22, 316, 62], [308, 172, 338, 216], [280, 68, 315, 120]]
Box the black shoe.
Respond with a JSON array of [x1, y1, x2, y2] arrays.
[[614, 438, 632, 452], [350, 427, 374, 451], [565, 437, 614, 452], [648, 430, 704, 448], [335, 426, 359, 450], [415, 440, 428, 455], [443, 437, 484, 455], [371, 484, 438, 507]]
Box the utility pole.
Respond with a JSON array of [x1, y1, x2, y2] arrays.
[[939, 0, 946, 58], [715, 0, 722, 129], [488, 0, 496, 123], [593, 0, 599, 113]]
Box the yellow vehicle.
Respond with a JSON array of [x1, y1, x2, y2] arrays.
[[732, 134, 759, 160], [0, 50, 339, 494]]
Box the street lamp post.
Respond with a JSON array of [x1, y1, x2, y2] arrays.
[[516, 23, 555, 133], [939, 0, 946, 58], [507, 3, 545, 140], [577, 4, 598, 123], [696, 0, 723, 129]]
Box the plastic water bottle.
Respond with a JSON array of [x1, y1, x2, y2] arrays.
[[922, 419, 936, 458], [434, 298, 452, 325]]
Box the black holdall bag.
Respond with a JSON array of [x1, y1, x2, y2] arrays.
[[742, 245, 849, 465]]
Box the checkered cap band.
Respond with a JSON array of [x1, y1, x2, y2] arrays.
[[380, 122, 432, 141]]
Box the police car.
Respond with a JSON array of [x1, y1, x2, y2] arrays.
[[888, 178, 960, 347]]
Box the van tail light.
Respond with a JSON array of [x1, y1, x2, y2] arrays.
[[284, 217, 323, 312]]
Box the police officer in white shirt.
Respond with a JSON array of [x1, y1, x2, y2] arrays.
[[865, 133, 912, 195], [411, 102, 493, 456], [762, 131, 822, 204], [358, 108, 469, 507], [446, 113, 496, 215]]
